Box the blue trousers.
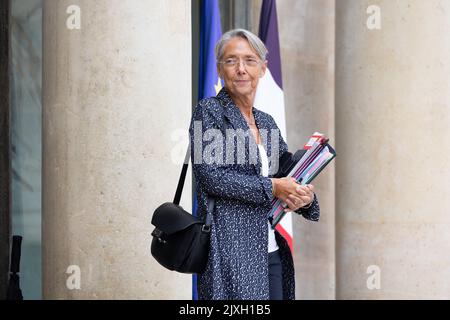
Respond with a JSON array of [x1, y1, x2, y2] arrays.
[[268, 250, 283, 300]]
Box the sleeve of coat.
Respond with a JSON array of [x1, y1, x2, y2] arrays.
[[189, 101, 274, 206], [295, 194, 320, 221]]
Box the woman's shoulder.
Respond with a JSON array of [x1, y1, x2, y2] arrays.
[[198, 96, 222, 110], [191, 96, 226, 131], [193, 96, 224, 119]]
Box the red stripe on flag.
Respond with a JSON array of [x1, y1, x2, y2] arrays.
[[275, 223, 293, 253]]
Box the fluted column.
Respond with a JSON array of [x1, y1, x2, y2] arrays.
[[250, 0, 336, 299], [336, 0, 450, 299], [42, 0, 192, 299], [278, 0, 336, 300]]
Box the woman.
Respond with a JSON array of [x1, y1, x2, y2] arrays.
[[189, 29, 320, 300]]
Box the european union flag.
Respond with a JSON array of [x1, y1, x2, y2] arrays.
[[198, 0, 223, 100]]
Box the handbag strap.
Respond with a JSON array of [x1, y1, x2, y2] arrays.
[[173, 142, 214, 227], [173, 144, 191, 205]]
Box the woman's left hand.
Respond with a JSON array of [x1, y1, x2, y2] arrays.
[[284, 184, 315, 212]]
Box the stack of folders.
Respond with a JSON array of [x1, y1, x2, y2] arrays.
[[268, 132, 336, 228]]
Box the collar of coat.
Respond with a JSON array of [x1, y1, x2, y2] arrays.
[[214, 87, 277, 175], [216, 87, 272, 134]]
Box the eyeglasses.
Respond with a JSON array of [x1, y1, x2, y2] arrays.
[[219, 57, 260, 68]]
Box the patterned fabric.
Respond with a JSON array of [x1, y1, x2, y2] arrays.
[[189, 88, 320, 300]]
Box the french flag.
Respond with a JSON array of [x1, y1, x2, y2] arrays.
[[255, 0, 294, 252]]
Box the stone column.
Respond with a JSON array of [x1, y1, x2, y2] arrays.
[[278, 0, 336, 300], [42, 0, 192, 299], [336, 0, 450, 299], [251, 0, 336, 299], [251, 0, 335, 300], [0, 0, 10, 300]]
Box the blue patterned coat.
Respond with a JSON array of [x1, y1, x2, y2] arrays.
[[189, 88, 320, 300]]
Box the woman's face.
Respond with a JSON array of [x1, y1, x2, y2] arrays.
[[218, 37, 267, 99]]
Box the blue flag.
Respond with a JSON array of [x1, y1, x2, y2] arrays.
[[193, 0, 222, 300], [198, 0, 223, 100]]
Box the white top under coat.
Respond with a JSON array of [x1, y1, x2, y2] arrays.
[[257, 144, 279, 253]]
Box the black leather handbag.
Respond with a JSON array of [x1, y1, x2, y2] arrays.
[[151, 145, 214, 274]]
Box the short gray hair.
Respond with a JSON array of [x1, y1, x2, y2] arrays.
[[215, 29, 268, 62]]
